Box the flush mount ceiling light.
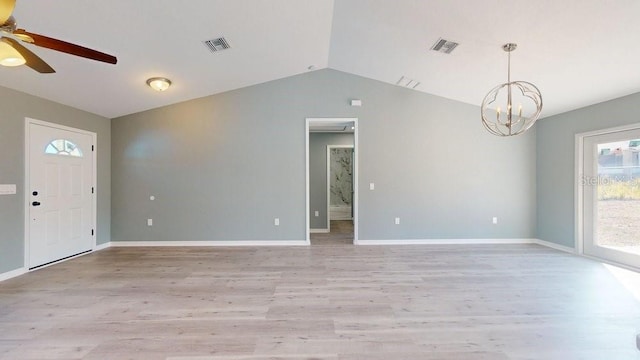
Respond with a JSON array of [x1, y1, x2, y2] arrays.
[[481, 43, 542, 136], [146, 77, 172, 92], [0, 38, 25, 67]]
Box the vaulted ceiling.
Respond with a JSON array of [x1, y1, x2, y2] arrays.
[[1, 0, 639, 119]]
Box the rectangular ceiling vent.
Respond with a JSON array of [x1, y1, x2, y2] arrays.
[[396, 76, 421, 89], [431, 38, 459, 54], [203, 37, 231, 53]]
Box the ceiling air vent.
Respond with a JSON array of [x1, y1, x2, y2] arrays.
[[203, 37, 231, 53], [431, 38, 459, 54], [396, 76, 421, 89]]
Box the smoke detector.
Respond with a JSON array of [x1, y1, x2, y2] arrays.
[[431, 38, 459, 54]]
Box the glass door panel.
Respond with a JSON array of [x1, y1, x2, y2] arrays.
[[583, 130, 640, 269]]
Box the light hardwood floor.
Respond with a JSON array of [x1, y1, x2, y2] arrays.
[[1, 244, 639, 359], [311, 220, 354, 245]]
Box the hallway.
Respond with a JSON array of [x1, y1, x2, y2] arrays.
[[310, 220, 353, 245]]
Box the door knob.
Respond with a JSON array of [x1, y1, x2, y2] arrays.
[[32, 201, 41, 206]]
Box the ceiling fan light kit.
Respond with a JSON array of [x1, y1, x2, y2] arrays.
[[0, 37, 24, 66], [0, 0, 117, 73], [481, 43, 543, 136], [146, 77, 172, 92]]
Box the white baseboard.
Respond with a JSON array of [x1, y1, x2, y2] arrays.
[[94, 242, 111, 251], [110, 240, 309, 247], [1, 238, 580, 283], [0, 267, 27, 282], [104, 238, 578, 251], [355, 238, 537, 245], [310, 228, 330, 233], [531, 238, 576, 254]]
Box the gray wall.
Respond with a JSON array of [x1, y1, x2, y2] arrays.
[[309, 133, 354, 230], [0, 86, 111, 275], [536, 92, 640, 248], [112, 69, 536, 242]]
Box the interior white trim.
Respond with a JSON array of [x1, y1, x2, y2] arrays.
[[355, 238, 538, 245], [310, 229, 330, 233], [574, 123, 640, 253], [107, 238, 578, 249], [94, 242, 111, 251], [575, 122, 640, 265], [24, 118, 98, 270], [306, 117, 359, 244], [575, 131, 584, 254], [51, 238, 582, 248], [0, 267, 27, 282], [532, 238, 576, 254], [305, 119, 310, 244], [1, 238, 612, 282], [582, 253, 640, 273], [110, 240, 309, 247]]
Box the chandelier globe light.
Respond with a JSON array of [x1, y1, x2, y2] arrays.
[[481, 43, 542, 136]]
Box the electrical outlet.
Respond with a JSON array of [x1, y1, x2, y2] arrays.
[[492, 217, 498, 225], [147, 219, 153, 226], [274, 218, 280, 226], [314, 211, 319, 217], [369, 183, 375, 190], [395, 217, 400, 225], [0, 184, 16, 195]]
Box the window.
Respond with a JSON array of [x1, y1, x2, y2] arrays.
[[45, 139, 83, 157]]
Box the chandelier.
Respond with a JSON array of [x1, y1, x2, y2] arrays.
[[481, 43, 542, 136]]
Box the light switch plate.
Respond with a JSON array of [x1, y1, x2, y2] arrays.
[[0, 184, 17, 195]]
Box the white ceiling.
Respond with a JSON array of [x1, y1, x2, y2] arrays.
[[1, 0, 639, 119]]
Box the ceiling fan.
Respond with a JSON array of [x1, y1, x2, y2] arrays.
[[0, 0, 117, 73]]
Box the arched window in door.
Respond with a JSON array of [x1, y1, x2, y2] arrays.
[[44, 139, 83, 157]]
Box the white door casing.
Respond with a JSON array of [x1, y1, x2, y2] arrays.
[[577, 123, 640, 270], [25, 119, 96, 269], [305, 118, 359, 244]]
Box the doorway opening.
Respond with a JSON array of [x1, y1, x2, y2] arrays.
[[577, 123, 640, 270], [305, 118, 358, 245]]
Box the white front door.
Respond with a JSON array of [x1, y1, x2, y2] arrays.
[[28, 121, 95, 268], [582, 127, 640, 269]]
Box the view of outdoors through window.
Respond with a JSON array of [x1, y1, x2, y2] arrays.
[[597, 139, 640, 254]]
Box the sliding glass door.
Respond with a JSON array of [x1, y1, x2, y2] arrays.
[[582, 128, 640, 269]]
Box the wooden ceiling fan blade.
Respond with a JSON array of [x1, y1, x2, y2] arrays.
[[0, 0, 15, 25], [14, 29, 117, 64], [2, 37, 55, 73]]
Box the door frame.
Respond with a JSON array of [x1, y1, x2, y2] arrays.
[[24, 118, 97, 269], [326, 145, 355, 232], [306, 118, 359, 244], [575, 121, 640, 269]]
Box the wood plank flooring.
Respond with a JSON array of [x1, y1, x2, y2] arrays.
[[1, 244, 639, 359], [310, 221, 354, 245]]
